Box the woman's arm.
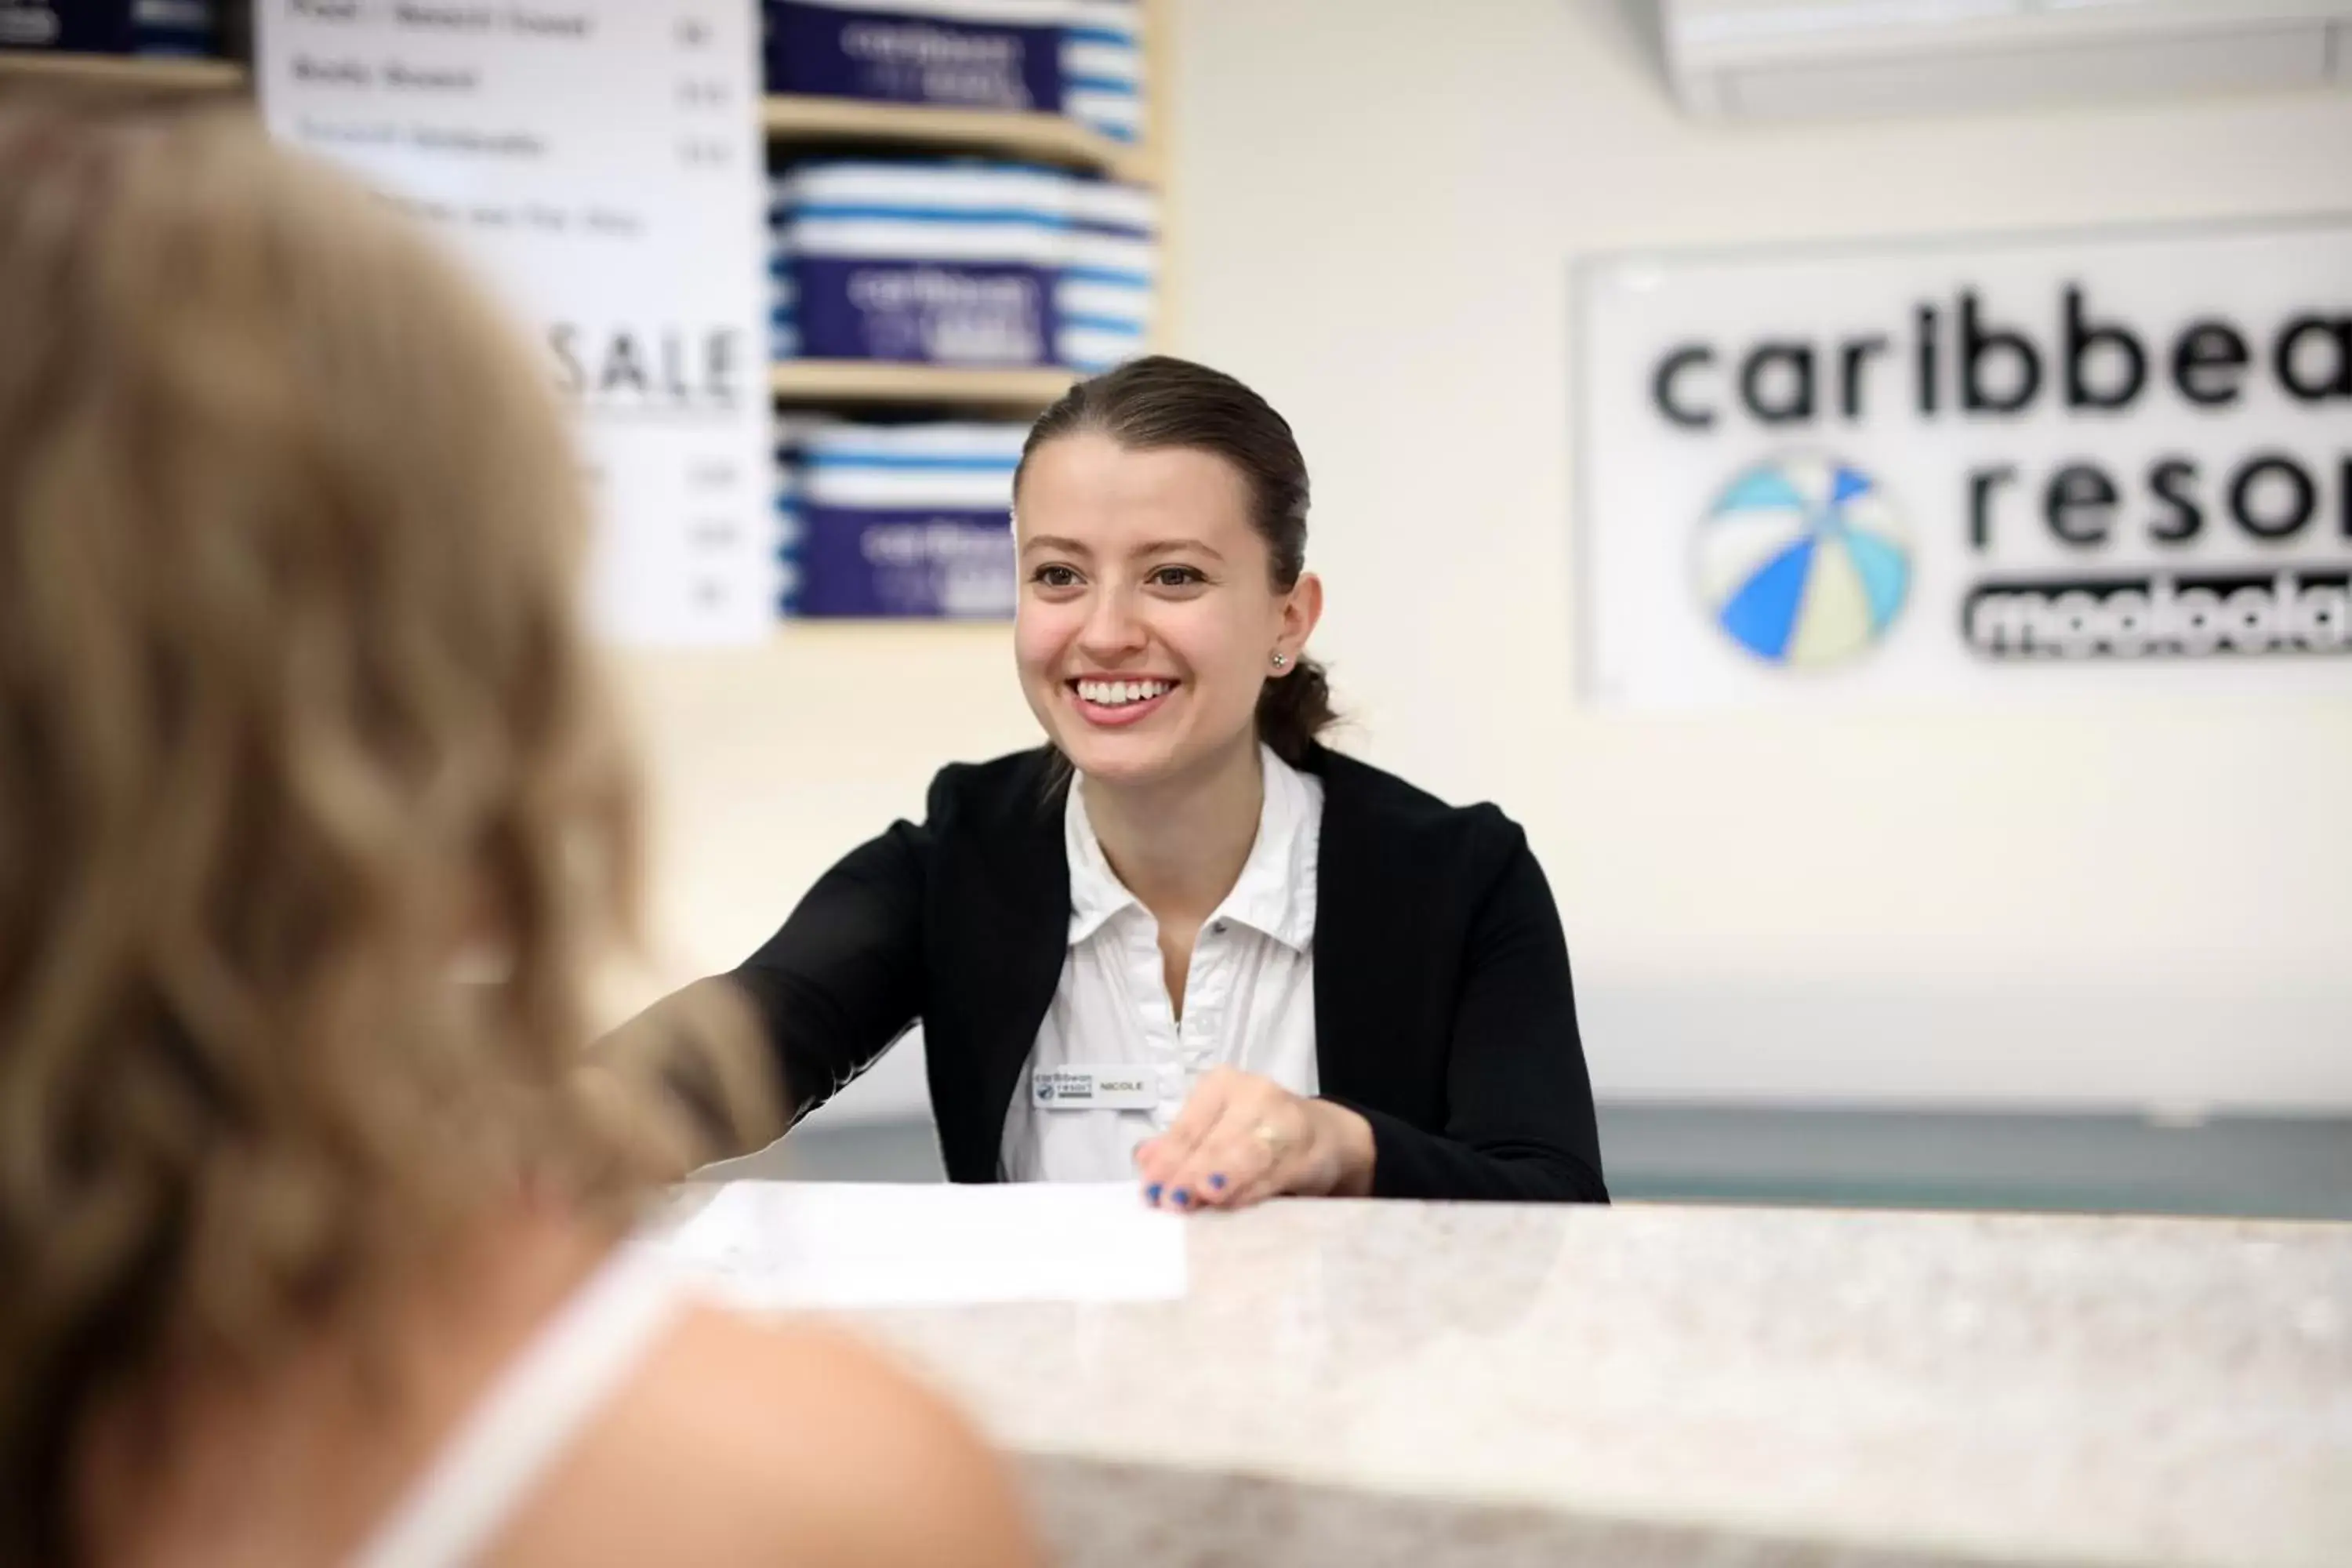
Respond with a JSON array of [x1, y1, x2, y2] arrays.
[[1338, 829, 1608, 1203], [729, 820, 931, 1128], [1137, 824, 1606, 1209], [593, 819, 931, 1167]]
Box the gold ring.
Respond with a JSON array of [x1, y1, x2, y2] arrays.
[[1250, 1120, 1289, 1156]]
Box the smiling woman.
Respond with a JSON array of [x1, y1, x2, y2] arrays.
[[608, 356, 1606, 1210]]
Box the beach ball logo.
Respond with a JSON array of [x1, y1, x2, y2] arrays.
[[1695, 455, 1911, 668]]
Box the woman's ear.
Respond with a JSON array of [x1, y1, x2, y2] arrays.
[[1278, 572, 1324, 662]]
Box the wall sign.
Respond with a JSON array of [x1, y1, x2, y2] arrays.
[[1576, 220, 2352, 709], [256, 0, 775, 644]]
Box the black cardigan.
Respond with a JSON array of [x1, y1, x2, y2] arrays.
[[728, 746, 1607, 1203]]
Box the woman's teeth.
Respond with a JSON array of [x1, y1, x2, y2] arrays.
[[1076, 678, 1172, 707]]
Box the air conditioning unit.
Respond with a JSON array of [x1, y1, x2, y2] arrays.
[[1661, 0, 2352, 119]]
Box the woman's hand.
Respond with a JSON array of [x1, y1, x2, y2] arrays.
[[1134, 1066, 1376, 1210]]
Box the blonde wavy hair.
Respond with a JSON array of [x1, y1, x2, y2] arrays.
[[0, 105, 771, 1565]]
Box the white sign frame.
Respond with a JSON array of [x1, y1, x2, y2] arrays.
[[1573, 215, 2352, 711]]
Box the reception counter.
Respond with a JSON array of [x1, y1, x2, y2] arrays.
[[697, 1193, 2351, 1567], [748, 1194, 2352, 1561]]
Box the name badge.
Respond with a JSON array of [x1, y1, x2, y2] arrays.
[[1032, 1065, 1158, 1111]]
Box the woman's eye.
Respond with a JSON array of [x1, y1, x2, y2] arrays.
[[1149, 565, 1205, 588], [1032, 564, 1081, 589]]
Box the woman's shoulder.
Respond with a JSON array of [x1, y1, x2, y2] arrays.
[[917, 748, 1064, 837], [496, 1301, 1036, 1568], [1301, 751, 1562, 944], [1304, 746, 1526, 853]]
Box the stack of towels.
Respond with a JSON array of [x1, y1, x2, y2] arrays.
[[0, 0, 222, 56], [769, 158, 1155, 370], [763, 0, 1145, 142], [1061, 0, 1144, 144], [779, 419, 1027, 619], [1057, 174, 1152, 372]]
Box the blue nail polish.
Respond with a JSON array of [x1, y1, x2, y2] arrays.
[[1145, 1183, 1162, 1203], [1209, 1173, 1227, 1190], [1171, 1189, 1191, 1208]]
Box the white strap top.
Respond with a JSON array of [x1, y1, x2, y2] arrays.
[[352, 1243, 688, 1568]]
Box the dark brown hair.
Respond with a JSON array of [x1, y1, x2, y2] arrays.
[[1014, 355, 1336, 765]]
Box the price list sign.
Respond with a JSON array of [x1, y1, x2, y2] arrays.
[[256, 0, 775, 644]]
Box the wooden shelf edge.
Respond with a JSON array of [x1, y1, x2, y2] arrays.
[[0, 51, 246, 92], [771, 360, 1076, 408], [762, 93, 1154, 185]]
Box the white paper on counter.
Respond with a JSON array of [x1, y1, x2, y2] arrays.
[[655, 1181, 1188, 1309]]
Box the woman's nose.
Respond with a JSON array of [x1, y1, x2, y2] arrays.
[[1076, 587, 1147, 659]]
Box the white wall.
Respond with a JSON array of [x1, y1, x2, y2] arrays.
[[615, 0, 2352, 1120]]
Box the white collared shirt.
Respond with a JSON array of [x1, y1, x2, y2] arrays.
[[999, 745, 1323, 1184]]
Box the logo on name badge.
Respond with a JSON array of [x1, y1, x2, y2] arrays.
[[1034, 1069, 1096, 1105], [1032, 1067, 1156, 1110]]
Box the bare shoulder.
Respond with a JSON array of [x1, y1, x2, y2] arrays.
[[660, 1306, 1039, 1563], [499, 1305, 1039, 1568]]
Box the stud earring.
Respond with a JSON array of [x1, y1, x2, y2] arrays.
[[1271, 652, 1290, 670]]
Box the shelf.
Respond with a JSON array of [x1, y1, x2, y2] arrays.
[[0, 52, 246, 93], [771, 360, 1076, 410], [763, 94, 1154, 185]]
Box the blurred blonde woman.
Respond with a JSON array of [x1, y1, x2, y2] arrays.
[[0, 105, 1036, 1568]]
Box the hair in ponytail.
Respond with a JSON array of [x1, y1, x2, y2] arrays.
[[1250, 652, 1335, 768], [1015, 356, 1338, 764]]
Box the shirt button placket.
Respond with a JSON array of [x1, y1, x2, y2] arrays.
[[1186, 923, 1232, 1076], [1125, 917, 1179, 1128]]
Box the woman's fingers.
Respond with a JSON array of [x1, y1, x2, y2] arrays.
[[1163, 1081, 1306, 1210], [1181, 1120, 1285, 1209], [1134, 1066, 1235, 1203], [1139, 1070, 1355, 1211]]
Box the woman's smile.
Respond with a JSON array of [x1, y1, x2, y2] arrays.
[[1069, 676, 1181, 726]]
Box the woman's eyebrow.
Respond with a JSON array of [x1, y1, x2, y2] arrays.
[[1135, 539, 1225, 561]]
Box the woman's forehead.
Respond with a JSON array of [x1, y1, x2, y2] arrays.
[[1015, 436, 1257, 552]]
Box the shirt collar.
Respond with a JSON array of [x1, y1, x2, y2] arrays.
[[1063, 772, 1138, 946], [1064, 744, 1321, 953]]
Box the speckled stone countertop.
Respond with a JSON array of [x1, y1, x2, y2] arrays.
[[785, 1198, 2352, 1567]]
